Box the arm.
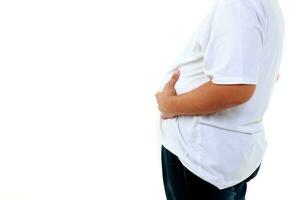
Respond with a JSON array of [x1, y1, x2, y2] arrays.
[[166, 80, 256, 116], [157, 2, 262, 118]]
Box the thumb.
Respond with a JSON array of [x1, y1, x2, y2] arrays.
[[168, 68, 180, 87]]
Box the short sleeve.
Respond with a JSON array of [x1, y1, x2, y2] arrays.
[[203, 1, 264, 84]]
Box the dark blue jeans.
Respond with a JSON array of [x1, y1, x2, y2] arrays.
[[161, 145, 261, 200]]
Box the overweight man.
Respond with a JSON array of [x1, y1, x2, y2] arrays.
[[155, 0, 285, 199]]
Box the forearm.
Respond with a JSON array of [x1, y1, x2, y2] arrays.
[[167, 81, 254, 116]]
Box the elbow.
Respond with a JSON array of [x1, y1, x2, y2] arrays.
[[208, 81, 257, 110], [232, 84, 256, 105]]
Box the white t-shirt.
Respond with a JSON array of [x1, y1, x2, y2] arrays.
[[157, 0, 285, 189]]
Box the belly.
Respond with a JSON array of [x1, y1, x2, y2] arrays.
[[158, 59, 210, 95]]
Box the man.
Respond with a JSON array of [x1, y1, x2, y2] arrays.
[[155, 0, 285, 199]]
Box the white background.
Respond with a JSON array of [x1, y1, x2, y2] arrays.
[[0, 0, 298, 199]]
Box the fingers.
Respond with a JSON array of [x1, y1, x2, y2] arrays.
[[160, 113, 176, 119], [168, 68, 180, 87], [155, 92, 160, 103], [160, 113, 167, 119]]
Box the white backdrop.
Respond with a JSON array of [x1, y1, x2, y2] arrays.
[[0, 0, 298, 199]]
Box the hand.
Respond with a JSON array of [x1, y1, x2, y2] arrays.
[[155, 68, 180, 119]]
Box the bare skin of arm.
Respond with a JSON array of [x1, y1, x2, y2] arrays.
[[155, 69, 256, 118], [167, 80, 255, 116]]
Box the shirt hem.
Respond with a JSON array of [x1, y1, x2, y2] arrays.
[[161, 140, 263, 190]]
